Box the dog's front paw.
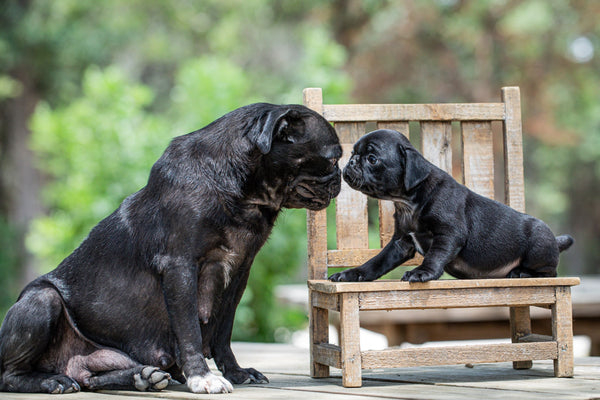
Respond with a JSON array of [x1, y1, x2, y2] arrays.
[[329, 268, 368, 282], [187, 373, 233, 394], [402, 267, 440, 282], [134, 366, 171, 391], [224, 367, 268, 384]]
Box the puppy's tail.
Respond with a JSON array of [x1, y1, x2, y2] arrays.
[[556, 234, 574, 252]]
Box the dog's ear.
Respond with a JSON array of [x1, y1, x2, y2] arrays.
[[402, 146, 431, 191], [250, 108, 293, 154]]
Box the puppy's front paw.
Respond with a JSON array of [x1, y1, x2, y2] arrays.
[[187, 373, 233, 394], [329, 268, 368, 282], [402, 267, 440, 282]]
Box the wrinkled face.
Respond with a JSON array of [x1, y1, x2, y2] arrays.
[[268, 108, 342, 210], [343, 129, 428, 200]]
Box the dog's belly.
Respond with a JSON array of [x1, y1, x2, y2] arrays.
[[445, 257, 521, 279]]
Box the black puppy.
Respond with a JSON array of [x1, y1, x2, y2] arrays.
[[330, 129, 572, 283], [0, 104, 341, 394]]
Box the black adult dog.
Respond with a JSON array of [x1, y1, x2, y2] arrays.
[[0, 104, 342, 394], [330, 129, 573, 283]]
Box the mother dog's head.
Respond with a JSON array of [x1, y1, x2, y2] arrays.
[[162, 103, 342, 212], [249, 104, 342, 210]]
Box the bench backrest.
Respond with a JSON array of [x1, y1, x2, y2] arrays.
[[304, 87, 525, 280]]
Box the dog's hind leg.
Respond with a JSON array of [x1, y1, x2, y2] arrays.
[[0, 285, 80, 393], [84, 364, 170, 391]]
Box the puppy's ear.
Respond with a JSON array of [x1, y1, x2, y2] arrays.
[[250, 108, 292, 154], [403, 147, 431, 191]]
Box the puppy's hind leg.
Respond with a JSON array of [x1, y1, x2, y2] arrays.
[[508, 224, 560, 279], [0, 285, 80, 394]]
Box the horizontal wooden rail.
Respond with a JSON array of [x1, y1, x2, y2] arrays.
[[361, 342, 558, 369], [322, 103, 506, 122]]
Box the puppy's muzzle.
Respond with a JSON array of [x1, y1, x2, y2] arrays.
[[342, 163, 363, 190]]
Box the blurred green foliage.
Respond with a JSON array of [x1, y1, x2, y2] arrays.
[[2, 0, 600, 341], [24, 29, 350, 341]]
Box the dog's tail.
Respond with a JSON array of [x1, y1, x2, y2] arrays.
[[556, 234, 574, 252]]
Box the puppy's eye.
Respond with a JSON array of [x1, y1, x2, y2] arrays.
[[367, 154, 378, 165]]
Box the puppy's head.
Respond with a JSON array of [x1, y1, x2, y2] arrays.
[[343, 129, 431, 199], [249, 104, 342, 210]]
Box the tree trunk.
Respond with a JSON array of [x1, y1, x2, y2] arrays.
[[0, 68, 43, 286]]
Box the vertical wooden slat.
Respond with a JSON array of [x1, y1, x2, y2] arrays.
[[462, 121, 495, 199], [377, 121, 410, 138], [378, 201, 395, 248], [502, 86, 526, 212], [339, 293, 361, 387], [552, 286, 574, 377], [377, 122, 408, 247], [303, 88, 328, 280], [421, 122, 452, 173], [303, 88, 330, 379], [510, 306, 533, 370], [336, 122, 369, 250]]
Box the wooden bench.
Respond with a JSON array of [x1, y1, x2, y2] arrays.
[[303, 87, 580, 388]]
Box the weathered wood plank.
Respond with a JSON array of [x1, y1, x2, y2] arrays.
[[339, 293, 361, 387], [501, 87, 526, 212], [303, 88, 329, 281], [510, 306, 533, 369], [421, 121, 452, 174], [378, 200, 396, 247], [313, 343, 341, 369], [553, 286, 574, 377], [311, 290, 339, 311], [361, 342, 558, 369], [462, 121, 495, 199], [308, 277, 580, 294], [327, 249, 423, 268], [322, 103, 506, 122], [358, 286, 558, 310], [336, 139, 369, 250], [310, 304, 330, 377], [377, 121, 410, 137]]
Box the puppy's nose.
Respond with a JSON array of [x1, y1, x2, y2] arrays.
[[348, 156, 358, 167]]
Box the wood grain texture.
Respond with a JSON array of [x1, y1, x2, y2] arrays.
[[357, 286, 558, 310], [462, 121, 494, 199], [378, 200, 396, 247], [327, 249, 422, 268], [361, 342, 558, 369], [421, 121, 452, 173], [313, 343, 341, 369], [552, 286, 574, 377], [501, 87, 526, 212], [336, 141, 368, 250], [303, 88, 329, 280], [339, 293, 361, 387], [377, 121, 410, 137], [510, 306, 533, 369], [322, 103, 505, 122], [310, 305, 331, 377], [308, 277, 580, 294]]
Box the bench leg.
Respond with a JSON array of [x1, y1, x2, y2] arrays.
[[510, 306, 533, 369], [310, 293, 330, 378], [340, 293, 361, 387], [552, 286, 574, 377]]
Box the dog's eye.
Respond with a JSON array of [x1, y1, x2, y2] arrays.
[[367, 154, 378, 165]]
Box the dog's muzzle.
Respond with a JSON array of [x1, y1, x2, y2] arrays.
[[287, 168, 341, 210]]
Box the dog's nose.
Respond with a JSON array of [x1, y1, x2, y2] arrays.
[[348, 156, 358, 167]]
